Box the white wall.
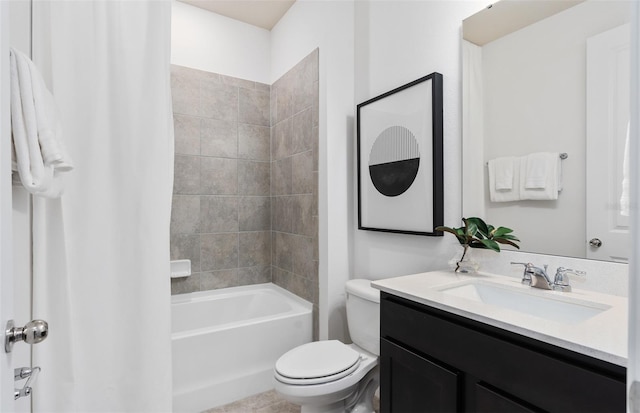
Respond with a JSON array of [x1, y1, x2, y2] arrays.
[[480, 1, 630, 258], [171, 0, 271, 83], [353, 0, 487, 281], [271, 0, 355, 341]]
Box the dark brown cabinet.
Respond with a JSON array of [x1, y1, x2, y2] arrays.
[[380, 292, 626, 413]]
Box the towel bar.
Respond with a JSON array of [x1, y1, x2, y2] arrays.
[[486, 152, 567, 166]]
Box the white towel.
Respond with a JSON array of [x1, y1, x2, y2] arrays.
[[519, 152, 561, 200], [489, 156, 516, 190], [10, 47, 73, 198], [488, 157, 520, 202]]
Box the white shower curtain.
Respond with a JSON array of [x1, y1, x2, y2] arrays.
[[30, 1, 174, 411]]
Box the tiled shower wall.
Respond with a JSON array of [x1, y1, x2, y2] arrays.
[[270, 50, 319, 337], [169, 50, 319, 337], [170, 65, 272, 294]]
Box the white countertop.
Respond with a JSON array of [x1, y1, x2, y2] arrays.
[[371, 270, 628, 367]]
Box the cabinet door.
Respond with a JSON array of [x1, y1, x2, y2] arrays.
[[381, 339, 460, 413], [473, 382, 544, 413]]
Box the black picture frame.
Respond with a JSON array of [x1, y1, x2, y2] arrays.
[[356, 73, 444, 236]]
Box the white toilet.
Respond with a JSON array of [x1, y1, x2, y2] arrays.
[[273, 279, 380, 413]]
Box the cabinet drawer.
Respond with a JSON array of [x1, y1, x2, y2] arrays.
[[381, 294, 625, 412]]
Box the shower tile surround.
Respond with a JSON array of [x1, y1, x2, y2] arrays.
[[170, 50, 319, 337]]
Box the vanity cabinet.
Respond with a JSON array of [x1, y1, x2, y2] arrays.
[[380, 292, 626, 413]]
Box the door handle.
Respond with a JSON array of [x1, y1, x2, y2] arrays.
[[4, 319, 48, 353], [589, 238, 603, 248]]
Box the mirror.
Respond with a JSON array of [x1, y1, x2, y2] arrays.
[[462, 0, 631, 262]]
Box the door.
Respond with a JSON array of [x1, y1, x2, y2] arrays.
[[586, 24, 630, 262], [0, 0, 15, 409]]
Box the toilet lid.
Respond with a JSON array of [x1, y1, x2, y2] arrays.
[[275, 340, 361, 382]]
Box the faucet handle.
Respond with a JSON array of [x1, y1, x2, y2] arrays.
[[511, 262, 533, 285], [510, 261, 532, 269], [552, 267, 586, 292]]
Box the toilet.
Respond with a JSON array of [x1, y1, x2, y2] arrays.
[[273, 279, 380, 413]]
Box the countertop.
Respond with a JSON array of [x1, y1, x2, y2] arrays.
[[371, 270, 628, 367]]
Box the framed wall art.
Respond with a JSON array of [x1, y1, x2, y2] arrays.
[[356, 73, 444, 236]]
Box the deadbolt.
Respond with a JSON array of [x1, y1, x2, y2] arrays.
[[5, 319, 49, 353]]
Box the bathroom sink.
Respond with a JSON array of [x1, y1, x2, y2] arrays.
[[438, 281, 611, 324]]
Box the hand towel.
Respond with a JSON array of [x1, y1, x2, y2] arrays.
[[489, 156, 516, 190], [488, 157, 520, 202], [10, 47, 73, 198], [519, 152, 561, 200]]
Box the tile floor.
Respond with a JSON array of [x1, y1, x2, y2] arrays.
[[201, 388, 380, 413], [201, 390, 300, 413]]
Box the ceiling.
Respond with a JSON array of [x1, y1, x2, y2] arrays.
[[178, 0, 296, 30], [463, 0, 585, 46]]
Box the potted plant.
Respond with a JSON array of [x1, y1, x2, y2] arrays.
[[435, 217, 520, 273]]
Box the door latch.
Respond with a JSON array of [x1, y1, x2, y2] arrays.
[[14, 366, 40, 400]]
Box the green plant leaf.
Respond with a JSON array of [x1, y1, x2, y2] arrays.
[[491, 226, 514, 238], [437, 217, 521, 252], [466, 217, 489, 236], [478, 238, 501, 252], [495, 239, 521, 249]]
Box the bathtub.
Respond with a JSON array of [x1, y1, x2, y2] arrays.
[[171, 283, 312, 412]]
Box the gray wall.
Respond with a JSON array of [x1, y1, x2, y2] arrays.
[[169, 50, 319, 337], [271, 50, 319, 339], [170, 65, 272, 293]]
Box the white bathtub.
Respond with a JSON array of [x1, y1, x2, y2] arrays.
[[172, 283, 312, 412]]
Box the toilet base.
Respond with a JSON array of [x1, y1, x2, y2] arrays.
[[297, 365, 380, 413]]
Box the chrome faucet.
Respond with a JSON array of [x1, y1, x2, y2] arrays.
[[552, 267, 586, 292], [511, 262, 586, 292]]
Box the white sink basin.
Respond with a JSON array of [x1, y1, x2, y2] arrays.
[[439, 281, 611, 324]]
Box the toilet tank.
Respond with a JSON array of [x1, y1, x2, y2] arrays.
[[346, 279, 380, 356]]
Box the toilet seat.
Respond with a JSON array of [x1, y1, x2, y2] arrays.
[[275, 340, 361, 385]]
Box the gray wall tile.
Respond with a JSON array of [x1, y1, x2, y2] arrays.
[[274, 80, 293, 125], [221, 75, 255, 89], [170, 233, 201, 273], [239, 124, 270, 161], [292, 194, 315, 237], [291, 108, 313, 155], [255, 82, 270, 93], [292, 151, 313, 195], [171, 66, 201, 117], [201, 81, 238, 122], [200, 196, 239, 232], [292, 235, 314, 279], [201, 233, 239, 271], [171, 273, 201, 295], [200, 269, 239, 290], [239, 160, 270, 196], [238, 265, 271, 285], [272, 118, 291, 161], [171, 195, 200, 234], [174, 114, 200, 155], [201, 157, 238, 195], [239, 231, 271, 267], [239, 88, 270, 126], [273, 232, 293, 272], [239, 196, 271, 231], [201, 118, 237, 158], [174, 155, 200, 194], [272, 196, 292, 233], [272, 158, 292, 196]]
